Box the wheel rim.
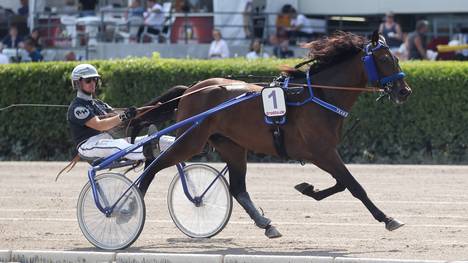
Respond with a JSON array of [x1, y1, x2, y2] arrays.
[[77, 173, 145, 250], [169, 165, 231, 238]]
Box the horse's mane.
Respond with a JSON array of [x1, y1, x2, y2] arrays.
[[281, 31, 366, 77]]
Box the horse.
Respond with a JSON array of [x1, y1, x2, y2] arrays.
[[130, 31, 412, 238]]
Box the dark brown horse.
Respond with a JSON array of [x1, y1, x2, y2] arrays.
[[132, 31, 412, 238]]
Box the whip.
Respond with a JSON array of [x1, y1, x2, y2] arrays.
[[0, 103, 68, 111]]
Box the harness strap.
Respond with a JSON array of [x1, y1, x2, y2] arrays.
[[272, 126, 289, 159], [55, 154, 81, 181]]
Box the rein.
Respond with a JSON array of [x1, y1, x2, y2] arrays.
[[130, 81, 383, 123], [253, 82, 383, 92], [130, 80, 384, 125]]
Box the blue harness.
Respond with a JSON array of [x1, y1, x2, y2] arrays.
[[282, 41, 406, 118]]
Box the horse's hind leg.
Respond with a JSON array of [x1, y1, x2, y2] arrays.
[[304, 149, 404, 231], [295, 181, 345, 201], [209, 135, 282, 238]]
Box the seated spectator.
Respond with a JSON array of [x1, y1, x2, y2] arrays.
[[379, 12, 403, 54], [137, 0, 165, 42], [29, 28, 43, 51], [2, 25, 23, 49], [23, 38, 43, 62], [407, 20, 429, 60], [287, 8, 314, 44], [0, 43, 10, 64], [273, 39, 294, 58], [64, 51, 78, 61], [208, 29, 230, 59], [246, 38, 269, 59], [17, 0, 29, 16]]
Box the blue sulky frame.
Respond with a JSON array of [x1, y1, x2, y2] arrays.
[[87, 91, 260, 216]]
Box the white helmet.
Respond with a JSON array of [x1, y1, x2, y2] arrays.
[[71, 64, 101, 90]]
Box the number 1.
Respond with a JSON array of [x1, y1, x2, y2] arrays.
[[268, 90, 277, 109]]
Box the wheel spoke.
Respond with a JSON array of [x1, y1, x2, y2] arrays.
[[77, 173, 144, 250], [168, 165, 232, 238]]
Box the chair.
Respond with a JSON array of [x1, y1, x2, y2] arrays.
[[140, 2, 173, 43], [60, 15, 78, 47], [115, 16, 143, 43], [76, 16, 101, 46]]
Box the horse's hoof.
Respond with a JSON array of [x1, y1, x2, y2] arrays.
[[385, 218, 405, 231], [294, 182, 314, 195], [254, 216, 271, 229], [265, 225, 282, 239]]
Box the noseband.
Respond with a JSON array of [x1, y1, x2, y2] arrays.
[[362, 42, 406, 97]]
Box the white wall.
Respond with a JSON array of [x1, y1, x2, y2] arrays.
[[298, 0, 468, 15], [1, 1, 21, 12]]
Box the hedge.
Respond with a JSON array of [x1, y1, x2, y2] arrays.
[[0, 58, 466, 163]]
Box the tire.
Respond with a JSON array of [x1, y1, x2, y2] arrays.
[[77, 172, 145, 250], [167, 164, 232, 238]]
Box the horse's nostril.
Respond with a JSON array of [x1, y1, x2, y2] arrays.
[[399, 88, 411, 97]]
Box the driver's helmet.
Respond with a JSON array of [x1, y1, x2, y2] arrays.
[[71, 64, 101, 90]]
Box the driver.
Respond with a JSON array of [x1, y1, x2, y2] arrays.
[[67, 63, 171, 160]]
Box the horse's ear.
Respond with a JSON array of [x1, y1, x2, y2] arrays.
[[371, 30, 379, 46]]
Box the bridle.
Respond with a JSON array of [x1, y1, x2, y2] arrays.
[[362, 41, 406, 101]]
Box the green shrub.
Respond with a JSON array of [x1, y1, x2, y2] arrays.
[[0, 59, 466, 163]]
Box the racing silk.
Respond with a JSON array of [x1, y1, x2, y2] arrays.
[[67, 96, 114, 146]]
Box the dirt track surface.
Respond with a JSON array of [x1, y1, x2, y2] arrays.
[[0, 162, 467, 261]]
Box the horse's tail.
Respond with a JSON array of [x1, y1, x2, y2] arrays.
[[129, 85, 188, 141]]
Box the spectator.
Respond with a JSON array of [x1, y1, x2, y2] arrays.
[[2, 25, 23, 49], [407, 20, 429, 60], [29, 28, 43, 51], [79, 0, 97, 17], [208, 29, 230, 59], [246, 38, 269, 59], [0, 43, 10, 64], [273, 39, 294, 58], [127, 0, 145, 18], [275, 4, 293, 41], [379, 12, 403, 53], [137, 0, 165, 42], [23, 38, 43, 62], [64, 51, 77, 61], [17, 0, 28, 16], [242, 0, 252, 38], [287, 8, 314, 44]]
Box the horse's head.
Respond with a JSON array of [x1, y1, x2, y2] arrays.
[[363, 31, 412, 104]]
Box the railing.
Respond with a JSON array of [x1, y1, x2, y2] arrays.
[[28, 9, 329, 46]]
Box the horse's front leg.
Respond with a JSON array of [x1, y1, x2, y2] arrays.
[[308, 149, 404, 231]]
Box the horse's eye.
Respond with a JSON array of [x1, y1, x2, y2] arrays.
[[380, 55, 391, 63]]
